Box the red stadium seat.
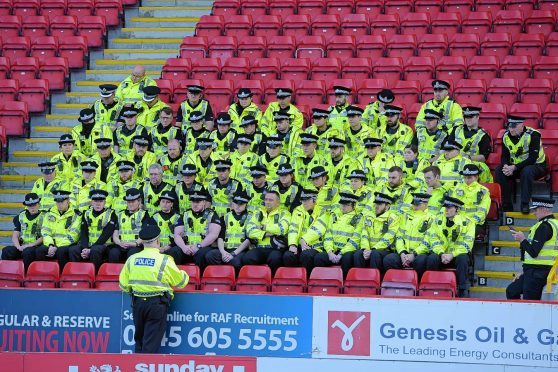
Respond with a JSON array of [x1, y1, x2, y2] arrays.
[[267, 35, 296, 59], [481, 182, 502, 221], [0, 100, 29, 135], [326, 78, 355, 104], [510, 102, 542, 127], [272, 267, 306, 293], [543, 104, 558, 129], [326, 0, 355, 15], [234, 79, 264, 103], [486, 78, 519, 111], [443, 0, 473, 15], [296, 79, 326, 106], [0, 260, 24, 287], [41, 0, 67, 17], [281, 57, 311, 80], [13, 0, 39, 16], [200, 265, 236, 292], [354, 0, 383, 16], [400, 12, 430, 35], [372, 57, 402, 86], [533, 56, 558, 85], [0, 15, 22, 38], [0, 0, 10, 16], [449, 34, 479, 58], [221, 57, 250, 82], [386, 34, 416, 59], [546, 33, 558, 57], [154, 79, 173, 104], [480, 33, 511, 58], [357, 78, 388, 104], [308, 267, 343, 295], [78, 15, 107, 48], [418, 271, 456, 298], [236, 265, 271, 292], [539, 0, 558, 11], [311, 14, 340, 39], [269, 0, 296, 17], [67, 0, 94, 17], [414, 0, 442, 15], [340, 13, 369, 37], [356, 35, 385, 59], [179, 36, 207, 60], [500, 55, 531, 82], [224, 14, 252, 37], [59, 262, 95, 289], [431, 12, 460, 37], [250, 57, 280, 80], [404, 56, 434, 81], [435, 56, 467, 82], [162, 58, 192, 85], [327, 35, 355, 59], [468, 56, 499, 81], [94, 0, 122, 27], [341, 57, 371, 80], [212, 0, 240, 17], [282, 14, 311, 37], [196, 15, 224, 37], [384, 0, 412, 15], [520, 78, 553, 108], [461, 11, 492, 38], [406, 102, 422, 125], [208, 36, 237, 63], [175, 265, 200, 292], [31, 36, 58, 64], [173, 79, 203, 103], [18, 79, 49, 113], [380, 269, 417, 296], [475, 0, 504, 13], [392, 80, 421, 108], [512, 33, 545, 60], [252, 15, 281, 38], [2, 37, 31, 63], [479, 102, 507, 139], [525, 10, 556, 37], [370, 14, 399, 39], [453, 79, 487, 106], [343, 268, 380, 295], [505, 0, 534, 11], [39, 56, 69, 90], [50, 15, 78, 38], [191, 57, 221, 81], [240, 0, 267, 17], [296, 35, 326, 62], [10, 57, 39, 84], [204, 79, 233, 113], [0, 79, 18, 101], [312, 57, 341, 81], [237, 36, 266, 62], [24, 261, 59, 288], [94, 263, 123, 290], [493, 10, 523, 36], [58, 35, 87, 69], [298, 0, 325, 15], [417, 34, 447, 59], [22, 15, 49, 39]]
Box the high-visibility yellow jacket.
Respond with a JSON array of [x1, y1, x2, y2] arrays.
[[93, 99, 123, 131], [258, 153, 290, 185], [159, 154, 187, 186], [127, 151, 157, 183], [135, 100, 169, 130], [115, 76, 157, 104], [434, 154, 471, 184], [32, 177, 71, 212], [150, 124, 181, 159], [107, 178, 143, 212], [246, 207, 291, 249], [71, 123, 113, 157], [208, 177, 243, 217], [184, 151, 219, 185], [231, 150, 259, 188], [328, 103, 349, 131], [324, 210, 363, 254], [359, 151, 396, 185], [42, 206, 81, 247], [415, 127, 448, 162], [327, 155, 360, 188], [395, 209, 435, 255], [448, 181, 491, 225], [292, 153, 330, 189], [228, 102, 262, 132], [415, 96, 464, 132], [70, 178, 109, 212], [50, 151, 87, 182], [305, 124, 343, 158], [114, 124, 148, 158], [344, 123, 377, 158], [380, 123, 414, 159], [361, 209, 400, 251], [420, 213, 474, 257], [91, 152, 123, 184], [288, 205, 324, 251], [261, 102, 304, 136]]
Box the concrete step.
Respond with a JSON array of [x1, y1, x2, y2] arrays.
[[138, 6, 210, 18], [502, 212, 539, 227], [474, 270, 516, 288], [497, 225, 530, 240], [10, 150, 57, 163], [72, 80, 120, 93], [102, 49, 178, 61], [63, 92, 101, 104], [1, 162, 43, 176], [126, 17, 199, 28], [483, 255, 522, 272], [85, 68, 161, 82], [0, 175, 40, 188], [0, 202, 28, 215], [0, 189, 30, 204], [93, 59, 166, 70], [0, 216, 16, 231], [9, 138, 59, 152], [31, 127, 72, 138], [469, 286, 507, 299], [110, 38, 182, 50], [118, 27, 195, 39], [489, 240, 520, 257], [40, 114, 76, 127]]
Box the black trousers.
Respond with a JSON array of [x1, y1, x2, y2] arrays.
[[313, 251, 353, 278], [1, 245, 44, 271], [282, 246, 301, 267], [242, 248, 284, 274], [353, 249, 391, 273], [166, 246, 214, 273], [495, 164, 546, 208], [68, 244, 108, 272], [108, 244, 143, 263], [299, 249, 320, 278], [205, 249, 245, 274], [427, 253, 469, 292], [36, 244, 77, 271], [132, 295, 170, 354], [383, 252, 430, 280], [506, 266, 551, 300]]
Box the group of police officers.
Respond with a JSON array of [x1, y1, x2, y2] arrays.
[[2, 65, 555, 302]]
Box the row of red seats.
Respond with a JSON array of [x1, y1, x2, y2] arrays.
[[211, 0, 556, 17], [178, 34, 558, 64], [0, 57, 70, 89], [198, 11, 556, 39], [0, 79, 49, 112], [0, 0, 123, 27], [0, 260, 458, 297], [0, 15, 106, 48]]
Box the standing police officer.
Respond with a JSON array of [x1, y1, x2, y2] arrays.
[[119, 223, 188, 354]]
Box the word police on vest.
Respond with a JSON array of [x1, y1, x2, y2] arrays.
[[135, 361, 245, 372]]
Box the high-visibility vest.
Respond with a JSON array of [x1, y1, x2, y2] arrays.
[[71, 179, 108, 212], [258, 153, 289, 185], [228, 102, 262, 132], [136, 100, 169, 130], [181, 208, 217, 245], [142, 182, 173, 216], [525, 218, 558, 266], [210, 129, 237, 159], [32, 177, 70, 212], [71, 123, 113, 157], [107, 178, 142, 212], [151, 124, 181, 158], [118, 210, 146, 243], [503, 127, 546, 165], [84, 208, 113, 244], [223, 211, 249, 250], [416, 126, 448, 161], [152, 211, 180, 247], [324, 211, 363, 254], [159, 154, 186, 186], [208, 178, 242, 217], [453, 125, 487, 157], [93, 99, 123, 130], [175, 181, 204, 215], [180, 99, 209, 131], [41, 207, 81, 247], [17, 211, 43, 245], [114, 124, 147, 158]]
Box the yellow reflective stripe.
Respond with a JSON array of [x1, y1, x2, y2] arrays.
[[158, 256, 168, 282], [176, 272, 188, 288], [132, 290, 168, 297]]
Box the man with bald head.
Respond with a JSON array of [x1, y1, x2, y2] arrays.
[[159, 139, 186, 186], [115, 65, 157, 104]]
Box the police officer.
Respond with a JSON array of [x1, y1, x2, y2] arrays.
[[258, 135, 290, 185], [354, 193, 400, 274], [175, 164, 204, 215], [380, 105, 414, 160], [115, 65, 157, 104], [92, 137, 122, 184], [448, 164, 491, 226], [261, 88, 303, 135], [1, 193, 45, 270], [92, 84, 123, 131], [206, 191, 252, 272], [119, 222, 188, 354], [210, 113, 237, 159], [39, 190, 81, 270], [305, 108, 343, 158], [184, 111, 210, 152], [415, 80, 464, 132], [363, 89, 395, 131], [375, 166, 414, 214], [238, 115, 266, 155], [496, 115, 547, 214], [51, 134, 87, 182], [113, 107, 149, 158], [152, 190, 180, 256], [344, 105, 375, 158], [328, 85, 352, 130], [359, 137, 395, 185], [328, 137, 359, 188], [32, 161, 69, 212], [109, 188, 149, 263], [142, 163, 173, 216], [208, 159, 244, 217], [274, 109, 303, 159], [176, 84, 214, 132], [71, 189, 116, 271], [506, 197, 558, 300], [314, 191, 363, 278], [158, 139, 185, 187], [385, 192, 434, 279], [347, 169, 374, 215], [150, 107, 182, 158], [245, 189, 291, 274], [308, 165, 340, 216], [185, 137, 217, 185], [246, 165, 270, 214], [228, 88, 263, 132], [425, 196, 474, 297], [107, 160, 142, 212], [422, 166, 449, 215], [292, 133, 329, 189], [230, 134, 259, 188], [412, 109, 448, 164], [129, 135, 157, 182], [434, 139, 471, 184], [398, 144, 429, 189], [71, 108, 113, 157], [271, 163, 302, 213], [173, 189, 223, 269], [136, 86, 169, 130], [71, 161, 108, 212]]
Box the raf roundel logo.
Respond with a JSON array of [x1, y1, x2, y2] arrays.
[[327, 311, 371, 356]]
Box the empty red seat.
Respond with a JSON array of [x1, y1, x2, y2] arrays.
[[493, 10, 523, 35], [179, 36, 208, 60], [454, 79, 487, 106], [298, 0, 325, 15], [162, 58, 192, 85], [449, 33, 479, 58], [403, 56, 434, 81], [355, 0, 383, 16], [510, 103, 542, 128], [356, 35, 385, 59], [343, 268, 380, 295], [512, 33, 544, 59], [234, 79, 264, 103], [546, 33, 558, 57], [435, 56, 467, 81], [468, 55, 499, 81], [200, 265, 236, 292], [269, 0, 296, 17], [406, 102, 422, 124], [94, 0, 122, 27], [2, 37, 31, 63], [380, 269, 417, 296], [191, 57, 221, 80], [236, 265, 271, 292], [308, 267, 343, 295], [212, 0, 240, 16], [311, 57, 341, 81], [431, 12, 460, 37], [204, 79, 233, 112], [24, 261, 59, 288], [505, 0, 534, 11], [486, 78, 519, 111], [0, 260, 24, 287], [41, 0, 67, 17], [400, 12, 430, 35], [240, 0, 267, 16], [311, 14, 340, 38], [282, 14, 311, 37], [534, 56, 558, 84], [387, 34, 417, 59], [543, 103, 558, 129], [481, 182, 502, 221], [18, 78, 49, 112], [0, 100, 28, 136], [326, 0, 355, 15], [327, 35, 355, 59], [392, 80, 421, 108], [224, 14, 252, 37], [296, 35, 326, 62], [384, 0, 412, 14], [175, 265, 200, 291], [475, 0, 504, 13], [370, 14, 399, 39], [10, 57, 39, 84], [13, 0, 39, 16], [237, 36, 266, 62], [173, 79, 203, 103], [281, 57, 310, 80], [272, 267, 306, 293], [525, 10, 556, 37], [539, 0, 558, 12], [372, 57, 402, 86], [0, 15, 21, 38], [357, 78, 388, 104], [250, 57, 280, 80], [59, 262, 95, 289], [520, 78, 553, 108], [414, 0, 442, 15], [221, 57, 250, 82], [340, 13, 368, 37], [418, 271, 456, 297], [462, 11, 492, 38], [0, 0, 10, 16], [267, 35, 296, 59], [31, 36, 58, 64], [50, 15, 77, 38], [196, 15, 224, 37], [500, 55, 531, 82], [154, 78, 173, 103], [479, 102, 507, 139], [208, 36, 237, 63], [94, 263, 123, 290], [296, 79, 326, 106], [39, 56, 69, 90], [0, 79, 18, 101], [67, 0, 94, 17], [417, 34, 448, 59], [444, 0, 473, 14], [58, 35, 87, 69], [78, 15, 107, 48], [341, 57, 371, 80], [480, 32, 511, 58], [22, 15, 49, 39], [252, 15, 281, 38]]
